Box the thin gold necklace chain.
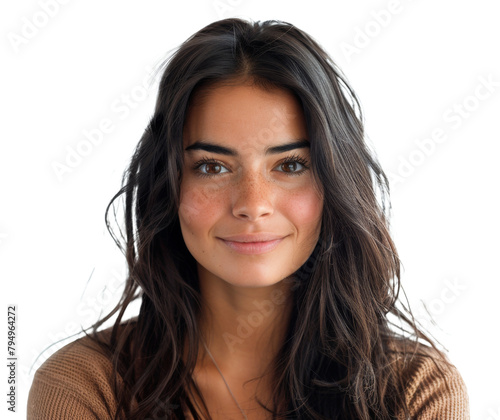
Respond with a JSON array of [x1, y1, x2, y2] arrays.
[[201, 338, 249, 420]]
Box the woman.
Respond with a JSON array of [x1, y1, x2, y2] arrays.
[[28, 18, 469, 419]]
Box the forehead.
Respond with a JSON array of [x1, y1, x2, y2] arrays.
[[182, 83, 308, 151]]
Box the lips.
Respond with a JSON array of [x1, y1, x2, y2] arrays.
[[217, 233, 286, 255], [220, 233, 284, 242]]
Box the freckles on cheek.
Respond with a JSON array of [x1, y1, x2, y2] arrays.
[[179, 185, 222, 228], [179, 188, 206, 227]]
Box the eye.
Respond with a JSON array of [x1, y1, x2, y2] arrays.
[[279, 161, 304, 173], [193, 158, 230, 177], [274, 155, 310, 175]]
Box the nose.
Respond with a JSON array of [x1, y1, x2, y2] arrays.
[[232, 171, 274, 221]]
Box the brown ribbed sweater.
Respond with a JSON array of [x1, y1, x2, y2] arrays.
[[27, 326, 470, 419]]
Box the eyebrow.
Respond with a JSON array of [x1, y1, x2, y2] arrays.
[[184, 139, 310, 156]]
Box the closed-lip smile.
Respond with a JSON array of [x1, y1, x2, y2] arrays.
[[218, 234, 287, 254]]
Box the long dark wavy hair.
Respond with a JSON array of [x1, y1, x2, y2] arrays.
[[89, 18, 449, 419]]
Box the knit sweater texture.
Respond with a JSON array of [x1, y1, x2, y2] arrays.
[[27, 324, 470, 419]]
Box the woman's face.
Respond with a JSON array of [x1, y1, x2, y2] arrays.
[[179, 82, 323, 288]]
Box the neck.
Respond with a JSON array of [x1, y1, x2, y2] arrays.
[[196, 266, 294, 376]]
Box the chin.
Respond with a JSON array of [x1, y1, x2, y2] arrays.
[[224, 270, 285, 288], [200, 263, 292, 289], [228, 277, 283, 289]]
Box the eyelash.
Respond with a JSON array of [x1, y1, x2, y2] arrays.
[[192, 154, 310, 178]]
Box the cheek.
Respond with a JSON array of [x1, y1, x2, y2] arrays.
[[285, 188, 323, 235], [178, 182, 224, 233]]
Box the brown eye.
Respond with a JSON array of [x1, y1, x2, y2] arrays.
[[194, 159, 230, 177], [275, 156, 309, 175], [204, 163, 222, 174], [281, 162, 299, 173]]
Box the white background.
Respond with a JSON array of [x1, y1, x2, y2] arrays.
[[2, 1, 499, 418]]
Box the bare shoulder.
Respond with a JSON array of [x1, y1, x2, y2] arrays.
[[27, 324, 129, 420], [388, 338, 470, 419]]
